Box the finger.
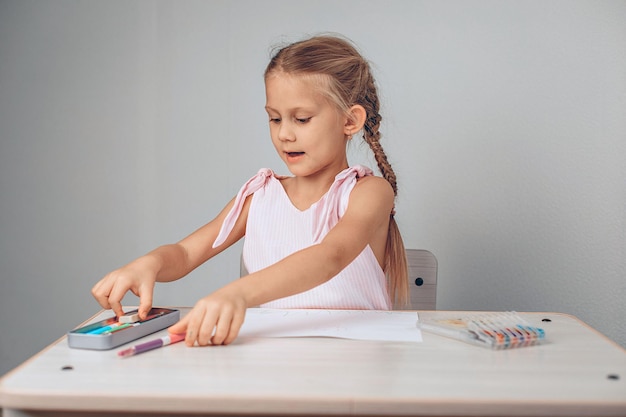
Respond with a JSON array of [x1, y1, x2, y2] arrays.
[[211, 309, 234, 345], [137, 282, 154, 319], [109, 301, 125, 319], [91, 280, 113, 310], [223, 308, 246, 345], [184, 306, 206, 347], [107, 283, 127, 318], [168, 313, 189, 335], [197, 308, 219, 346]]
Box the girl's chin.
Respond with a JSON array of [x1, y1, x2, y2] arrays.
[[283, 164, 314, 177]]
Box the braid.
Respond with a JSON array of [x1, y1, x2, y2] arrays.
[[361, 79, 398, 197], [359, 72, 408, 307]]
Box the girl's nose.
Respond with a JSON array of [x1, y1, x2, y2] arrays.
[[277, 121, 295, 142]]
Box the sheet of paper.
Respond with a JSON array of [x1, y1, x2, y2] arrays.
[[238, 308, 422, 342]]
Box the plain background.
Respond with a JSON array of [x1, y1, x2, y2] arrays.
[[1, 0, 625, 376]]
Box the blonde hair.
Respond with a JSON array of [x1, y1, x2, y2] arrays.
[[265, 35, 409, 307]]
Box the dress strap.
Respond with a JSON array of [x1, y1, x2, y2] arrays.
[[213, 165, 373, 247], [212, 168, 275, 248], [312, 165, 373, 243]]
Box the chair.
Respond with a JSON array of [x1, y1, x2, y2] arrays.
[[400, 249, 438, 310], [240, 248, 438, 310]]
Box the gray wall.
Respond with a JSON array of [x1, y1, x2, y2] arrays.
[[1, 0, 625, 376]]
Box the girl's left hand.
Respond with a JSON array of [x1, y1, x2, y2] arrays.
[[169, 288, 247, 346]]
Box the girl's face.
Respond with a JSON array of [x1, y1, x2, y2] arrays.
[[265, 73, 349, 178]]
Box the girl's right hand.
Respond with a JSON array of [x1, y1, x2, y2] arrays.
[[91, 262, 156, 320]]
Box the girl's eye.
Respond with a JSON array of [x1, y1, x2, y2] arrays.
[[269, 118, 281, 124], [296, 117, 311, 124]]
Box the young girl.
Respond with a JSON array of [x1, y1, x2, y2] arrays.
[[92, 34, 408, 347]]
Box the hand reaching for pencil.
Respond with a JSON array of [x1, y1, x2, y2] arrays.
[[168, 286, 248, 347]]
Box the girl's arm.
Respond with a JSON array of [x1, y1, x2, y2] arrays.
[[91, 195, 251, 319], [170, 176, 395, 346]]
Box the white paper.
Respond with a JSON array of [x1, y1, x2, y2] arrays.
[[238, 308, 422, 342]]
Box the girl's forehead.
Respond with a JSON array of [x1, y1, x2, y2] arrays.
[[265, 72, 330, 105]]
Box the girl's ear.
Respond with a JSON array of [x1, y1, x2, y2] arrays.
[[344, 104, 367, 136]]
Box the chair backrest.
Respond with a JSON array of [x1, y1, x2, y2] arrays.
[[399, 249, 438, 310], [240, 252, 248, 277], [241, 248, 438, 310]]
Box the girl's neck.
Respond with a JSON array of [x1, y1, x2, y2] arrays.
[[282, 163, 349, 211]]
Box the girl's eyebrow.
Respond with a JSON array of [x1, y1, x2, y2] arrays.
[[264, 105, 315, 113]]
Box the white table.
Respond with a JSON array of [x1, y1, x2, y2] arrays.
[[1, 309, 625, 417]]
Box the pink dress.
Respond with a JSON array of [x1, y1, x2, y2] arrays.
[[212, 165, 391, 310]]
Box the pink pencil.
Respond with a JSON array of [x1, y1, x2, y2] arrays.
[[117, 333, 186, 358]]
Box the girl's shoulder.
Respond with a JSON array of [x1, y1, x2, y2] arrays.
[[355, 173, 393, 193], [352, 174, 395, 207]]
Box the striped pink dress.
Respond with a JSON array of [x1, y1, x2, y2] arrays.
[[213, 165, 391, 310]]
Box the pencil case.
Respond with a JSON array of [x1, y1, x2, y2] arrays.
[[67, 307, 180, 350], [418, 311, 546, 349]]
